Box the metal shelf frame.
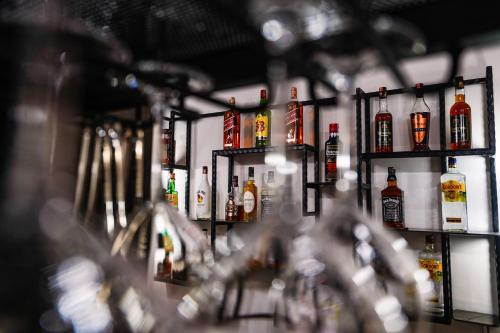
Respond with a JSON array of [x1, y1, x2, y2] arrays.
[[355, 66, 498, 326]]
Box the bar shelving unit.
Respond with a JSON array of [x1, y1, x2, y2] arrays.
[[356, 66, 499, 326]]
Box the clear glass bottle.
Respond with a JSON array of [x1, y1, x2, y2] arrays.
[[261, 170, 276, 219], [325, 123, 339, 182], [410, 83, 431, 151], [243, 167, 258, 221], [195, 166, 211, 220], [256, 89, 271, 147], [375, 86, 393, 152], [450, 76, 472, 150], [441, 157, 468, 231], [381, 167, 405, 229], [418, 235, 444, 315]]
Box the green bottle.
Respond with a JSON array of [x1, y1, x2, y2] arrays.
[[165, 170, 178, 209], [256, 89, 271, 147]]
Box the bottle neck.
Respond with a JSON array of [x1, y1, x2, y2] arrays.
[[378, 98, 388, 113], [201, 173, 208, 181], [387, 179, 397, 187], [447, 165, 457, 173], [260, 98, 268, 107], [329, 131, 338, 138], [168, 179, 176, 192], [425, 243, 435, 252], [412, 96, 430, 113], [455, 87, 465, 102]]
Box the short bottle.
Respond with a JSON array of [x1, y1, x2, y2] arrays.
[[418, 235, 444, 314], [261, 170, 276, 219], [223, 97, 241, 149], [243, 167, 258, 221], [286, 87, 303, 145], [195, 166, 211, 220], [410, 83, 431, 151], [375, 86, 393, 152], [381, 167, 405, 229], [325, 123, 339, 182], [165, 170, 178, 209], [441, 157, 468, 231], [450, 76, 472, 150], [256, 89, 271, 147]]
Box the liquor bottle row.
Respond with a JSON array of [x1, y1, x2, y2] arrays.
[[381, 157, 468, 231], [375, 76, 472, 152]]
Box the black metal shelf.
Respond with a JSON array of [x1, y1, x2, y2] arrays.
[[453, 310, 499, 326], [154, 275, 194, 287], [306, 181, 337, 189], [396, 227, 500, 238], [362, 148, 493, 160], [212, 144, 317, 157], [161, 164, 188, 170], [215, 220, 254, 226]]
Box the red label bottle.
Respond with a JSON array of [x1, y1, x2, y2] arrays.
[[223, 97, 240, 149]]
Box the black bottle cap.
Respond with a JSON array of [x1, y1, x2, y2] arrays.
[[202, 166, 208, 174], [455, 76, 464, 89], [425, 235, 435, 244], [387, 167, 396, 180], [248, 167, 254, 178], [378, 86, 387, 98], [232, 175, 238, 186], [415, 83, 424, 98]]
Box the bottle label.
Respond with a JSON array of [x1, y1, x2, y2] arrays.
[[261, 194, 273, 216], [224, 116, 235, 148], [166, 194, 178, 209], [419, 258, 443, 283], [325, 143, 338, 179], [376, 120, 392, 148], [441, 180, 466, 202], [411, 113, 428, 144], [196, 190, 209, 214], [243, 191, 256, 213], [450, 114, 470, 144], [226, 200, 236, 218], [382, 196, 403, 222], [286, 103, 298, 143], [446, 217, 462, 224], [256, 114, 269, 139]]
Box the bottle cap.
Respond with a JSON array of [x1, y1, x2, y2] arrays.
[[291, 87, 297, 99], [228, 96, 236, 105], [455, 76, 465, 89], [387, 167, 396, 178], [202, 166, 208, 174], [425, 235, 434, 244], [448, 156, 457, 167], [170, 170, 175, 178], [378, 86, 387, 98], [260, 89, 267, 100], [248, 166, 254, 178], [415, 83, 424, 97], [232, 175, 238, 185], [329, 123, 339, 133]]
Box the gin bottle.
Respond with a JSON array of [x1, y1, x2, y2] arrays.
[[418, 235, 444, 314], [261, 170, 276, 219], [441, 157, 468, 231]]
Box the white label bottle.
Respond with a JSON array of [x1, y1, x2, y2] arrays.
[[441, 157, 468, 231], [196, 166, 211, 220]]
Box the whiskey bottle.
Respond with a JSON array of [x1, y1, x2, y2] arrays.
[[261, 170, 276, 219], [223, 97, 241, 149], [225, 176, 242, 222], [441, 157, 468, 231], [286, 87, 303, 145], [165, 170, 178, 209], [381, 167, 405, 229], [325, 123, 339, 182], [256, 89, 271, 147], [243, 167, 258, 221], [410, 83, 431, 151], [195, 166, 211, 220], [418, 235, 444, 314], [375, 86, 393, 152], [450, 76, 472, 150]]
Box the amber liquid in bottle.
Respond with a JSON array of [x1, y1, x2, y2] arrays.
[[410, 83, 431, 151], [243, 167, 258, 221], [450, 76, 472, 150], [375, 86, 393, 152], [381, 167, 405, 229], [223, 97, 241, 149], [286, 87, 303, 145]]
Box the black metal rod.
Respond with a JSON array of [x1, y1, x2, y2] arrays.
[[233, 278, 244, 318], [356, 88, 364, 208], [185, 119, 191, 214], [211, 151, 218, 251], [308, 79, 321, 217], [364, 96, 372, 214], [442, 234, 453, 324], [302, 149, 308, 215]]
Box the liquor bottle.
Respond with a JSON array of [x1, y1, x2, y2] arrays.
[[375, 86, 393, 152], [165, 170, 178, 209], [450, 76, 472, 150], [256, 89, 271, 147], [195, 166, 211, 220], [223, 97, 241, 149], [381, 167, 405, 229], [286, 87, 303, 145], [225, 176, 242, 222], [441, 157, 468, 231], [410, 83, 431, 151], [325, 123, 339, 182], [261, 170, 276, 219], [243, 167, 258, 221], [418, 235, 444, 314], [160, 129, 175, 166]]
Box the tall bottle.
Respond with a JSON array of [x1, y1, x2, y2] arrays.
[[261, 170, 276, 219], [375, 86, 393, 152], [256, 89, 271, 147], [450, 76, 472, 150], [225, 176, 243, 222], [165, 170, 178, 209], [243, 167, 258, 221], [195, 166, 211, 220], [441, 157, 468, 231], [286, 87, 303, 145], [381, 167, 405, 229], [223, 97, 241, 149], [410, 83, 431, 151], [418, 235, 444, 314], [325, 123, 339, 182]]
